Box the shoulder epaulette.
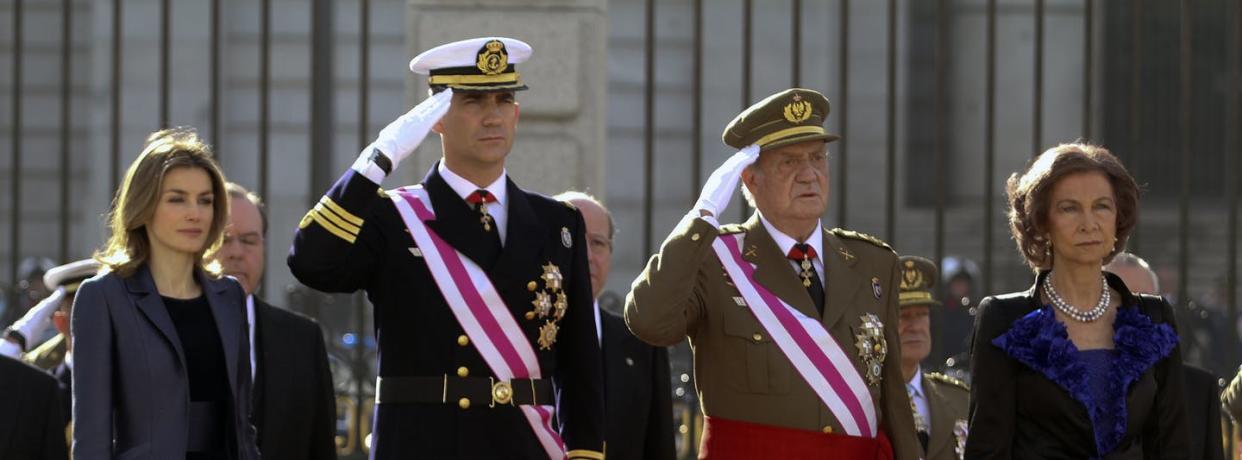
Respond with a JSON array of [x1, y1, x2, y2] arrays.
[[926, 372, 970, 391], [829, 228, 895, 253], [719, 223, 746, 235]]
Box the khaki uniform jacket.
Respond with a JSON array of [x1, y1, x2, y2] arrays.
[[625, 214, 921, 460], [921, 372, 969, 460]]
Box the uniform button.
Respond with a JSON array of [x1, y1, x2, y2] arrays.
[[457, 367, 469, 378], [525, 311, 536, 320], [691, 233, 701, 241], [822, 425, 833, 434], [527, 281, 538, 291], [457, 335, 470, 347], [752, 333, 763, 342], [458, 398, 471, 409]]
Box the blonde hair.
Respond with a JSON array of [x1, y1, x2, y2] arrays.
[[95, 128, 230, 278]]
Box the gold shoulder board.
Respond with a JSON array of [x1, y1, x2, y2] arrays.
[[926, 372, 970, 391], [830, 228, 895, 253], [719, 224, 746, 235]]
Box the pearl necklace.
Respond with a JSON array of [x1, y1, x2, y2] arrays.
[[1043, 271, 1111, 322]]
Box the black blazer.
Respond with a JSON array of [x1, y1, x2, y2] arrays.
[[252, 296, 337, 460], [1182, 365, 1223, 460], [0, 354, 68, 459], [71, 266, 259, 460], [600, 310, 675, 460], [965, 271, 1189, 459]]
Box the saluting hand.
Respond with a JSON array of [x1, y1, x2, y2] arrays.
[[353, 88, 454, 183], [693, 144, 760, 218]]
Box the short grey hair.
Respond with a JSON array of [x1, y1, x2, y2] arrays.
[[553, 191, 615, 242], [1105, 252, 1160, 293], [225, 182, 268, 236]]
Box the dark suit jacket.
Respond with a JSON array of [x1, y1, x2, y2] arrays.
[[0, 354, 68, 459], [287, 165, 604, 459], [1182, 365, 1223, 460], [71, 266, 259, 460], [965, 271, 1189, 459], [252, 296, 337, 460], [600, 310, 674, 460]]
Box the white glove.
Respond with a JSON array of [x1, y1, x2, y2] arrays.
[[693, 144, 761, 219], [2, 286, 66, 355], [353, 88, 454, 184]]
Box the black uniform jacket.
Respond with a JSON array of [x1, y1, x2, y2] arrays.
[[965, 271, 1189, 459], [0, 354, 68, 459], [252, 296, 337, 460], [287, 165, 604, 459], [600, 309, 675, 460]]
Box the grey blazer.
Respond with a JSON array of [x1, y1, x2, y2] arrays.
[[71, 265, 259, 460]]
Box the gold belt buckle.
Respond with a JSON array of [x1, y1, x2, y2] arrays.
[[490, 378, 513, 407]]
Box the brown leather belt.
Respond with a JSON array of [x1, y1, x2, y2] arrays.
[[376, 375, 554, 407]]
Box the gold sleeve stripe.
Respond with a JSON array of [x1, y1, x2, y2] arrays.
[[308, 210, 358, 244], [314, 202, 362, 235], [566, 450, 605, 460], [319, 196, 364, 226]]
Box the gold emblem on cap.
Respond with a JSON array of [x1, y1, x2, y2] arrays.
[[783, 93, 813, 123], [477, 39, 509, 76], [900, 261, 924, 290]]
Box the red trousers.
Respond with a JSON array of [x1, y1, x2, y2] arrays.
[[699, 416, 894, 460]]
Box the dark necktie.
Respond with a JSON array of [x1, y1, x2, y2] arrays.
[[466, 189, 498, 232], [787, 243, 824, 317], [466, 189, 501, 267]]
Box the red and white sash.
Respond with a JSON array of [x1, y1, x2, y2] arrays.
[[389, 186, 566, 460], [712, 232, 878, 438]]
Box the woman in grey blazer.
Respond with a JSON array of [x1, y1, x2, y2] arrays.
[[71, 128, 259, 460]]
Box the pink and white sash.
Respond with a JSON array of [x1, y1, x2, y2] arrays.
[[712, 232, 878, 438], [389, 186, 566, 460]]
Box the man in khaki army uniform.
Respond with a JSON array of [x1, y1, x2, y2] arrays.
[[897, 256, 969, 460], [625, 88, 920, 459]]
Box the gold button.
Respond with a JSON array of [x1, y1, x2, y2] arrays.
[[527, 281, 538, 291], [752, 333, 763, 341], [822, 425, 833, 434], [458, 398, 471, 409], [691, 233, 701, 241], [457, 335, 469, 346], [457, 367, 469, 378], [525, 311, 536, 320]]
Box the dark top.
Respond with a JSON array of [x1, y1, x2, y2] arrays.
[[163, 295, 234, 460], [964, 271, 1189, 459], [0, 354, 68, 459]]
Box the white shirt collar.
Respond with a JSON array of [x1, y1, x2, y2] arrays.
[[438, 160, 508, 208], [757, 212, 823, 260], [907, 365, 924, 397], [593, 300, 602, 345], [246, 294, 257, 382]]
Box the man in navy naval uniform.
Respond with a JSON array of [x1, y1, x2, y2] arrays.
[[287, 36, 604, 459]]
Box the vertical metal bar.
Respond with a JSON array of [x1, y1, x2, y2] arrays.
[[642, 0, 655, 255], [259, 0, 270, 207], [983, 0, 996, 296], [1128, 0, 1142, 251], [837, 0, 849, 227], [59, 0, 72, 261], [1033, 0, 1044, 155], [309, 0, 335, 206], [791, 0, 801, 87], [934, 0, 946, 281], [1226, 0, 1240, 378], [1177, 0, 1190, 310], [1081, 0, 1093, 140], [10, 0, 23, 316], [160, 0, 170, 128], [691, 0, 703, 196], [211, 0, 222, 149], [355, 0, 371, 451], [740, 0, 752, 223], [885, 0, 896, 243], [110, 0, 122, 196]]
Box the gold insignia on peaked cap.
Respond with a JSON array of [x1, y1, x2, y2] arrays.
[[897, 255, 942, 309], [410, 37, 532, 92], [722, 88, 839, 152]]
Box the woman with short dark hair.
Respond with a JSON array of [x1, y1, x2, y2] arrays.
[[72, 128, 259, 460], [964, 143, 1188, 458]]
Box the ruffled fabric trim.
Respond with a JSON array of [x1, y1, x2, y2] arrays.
[[991, 305, 1178, 457]]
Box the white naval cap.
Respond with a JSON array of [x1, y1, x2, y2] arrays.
[[409, 37, 532, 92], [43, 259, 101, 294]]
